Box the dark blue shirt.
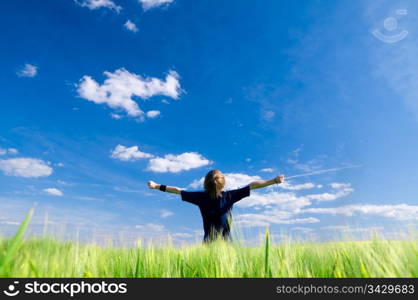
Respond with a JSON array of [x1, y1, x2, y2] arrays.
[[180, 186, 250, 242]]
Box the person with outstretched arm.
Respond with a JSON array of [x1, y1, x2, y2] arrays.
[[148, 169, 285, 243]]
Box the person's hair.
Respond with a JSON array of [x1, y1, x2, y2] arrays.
[[204, 169, 225, 199]]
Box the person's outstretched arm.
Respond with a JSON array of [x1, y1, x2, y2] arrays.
[[249, 174, 285, 190], [147, 180, 182, 194]]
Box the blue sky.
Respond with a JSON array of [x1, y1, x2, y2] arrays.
[[0, 0, 417, 245]]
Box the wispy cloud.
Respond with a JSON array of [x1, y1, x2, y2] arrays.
[[302, 204, 418, 221], [111, 145, 154, 161], [124, 20, 138, 32], [77, 68, 181, 119], [321, 225, 383, 233], [0, 158, 52, 178], [76, 0, 122, 13], [302, 183, 353, 202], [235, 213, 319, 228], [261, 110, 275, 121], [290, 227, 315, 233], [17, 64, 38, 77], [260, 168, 275, 173], [287, 158, 323, 173], [0, 221, 20, 226], [43, 188, 64, 196], [171, 232, 193, 239], [139, 0, 174, 11], [135, 223, 165, 232], [286, 165, 361, 179], [0, 148, 18, 155], [160, 209, 174, 218]]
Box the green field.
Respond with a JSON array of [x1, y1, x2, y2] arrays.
[[0, 210, 417, 278]]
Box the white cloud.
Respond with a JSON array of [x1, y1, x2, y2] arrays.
[[292, 161, 321, 173], [286, 165, 361, 180], [17, 64, 37, 77], [160, 209, 174, 218], [147, 152, 211, 173], [139, 0, 174, 11], [223, 173, 260, 189], [76, 196, 103, 202], [279, 182, 316, 191], [0, 221, 20, 226], [111, 145, 153, 161], [302, 183, 353, 202], [235, 213, 319, 228], [172, 232, 193, 238], [260, 168, 275, 173], [302, 204, 418, 221], [0, 148, 18, 155], [188, 178, 204, 189], [43, 188, 64, 196], [110, 113, 122, 120], [261, 110, 275, 121], [286, 159, 298, 165], [329, 182, 350, 189], [146, 110, 160, 118], [8, 148, 18, 155], [290, 227, 315, 233], [286, 153, 321, 173], [124, 20, 138, 32], [57, 180, 71, 186], [321, 225, 383, 233], [135, 223, 165, 232], [188, 172, 355, 228], [76, 0, 121, 12], [77, 68, 181, 118], [186, 170, 418, 229], [0, 158, 52, 178], [321, 225, 350, 231], [231, 177, 357, 227], [239, 182, 352, 209], [237, 192, 312, 211]]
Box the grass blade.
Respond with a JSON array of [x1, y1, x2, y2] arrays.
[[0, 208, 34, 276]]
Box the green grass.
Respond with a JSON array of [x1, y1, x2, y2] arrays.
[[0, 210, 417, 278]]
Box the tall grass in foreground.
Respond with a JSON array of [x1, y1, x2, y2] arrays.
[[0, 211, 417, 277]]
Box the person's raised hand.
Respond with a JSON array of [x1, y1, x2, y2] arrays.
[[147, 180, 158, 189], [274, 174, 285, 184]]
